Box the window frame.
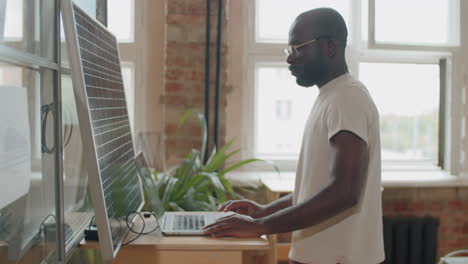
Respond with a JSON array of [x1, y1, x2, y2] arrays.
[[240, 0, 463, 179], [367, 0, 461, 51]]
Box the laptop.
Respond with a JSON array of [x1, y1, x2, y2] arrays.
[[134, 152, 232, 235]]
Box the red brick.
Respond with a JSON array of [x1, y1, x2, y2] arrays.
[[164, 124, 178, 135], [190, 127, 202, 137], [160, 95, 188, 105], [449, 200, 463, 210], [187, 70, 204, 81], [410, 201, 425, 211], [393, 201, 409, 211], [168, 0, 186, 14], [167, 55, 188, 68], [428, 201, 444, 212], [165, 82, 184, 93], [165, 69, 185, 81]]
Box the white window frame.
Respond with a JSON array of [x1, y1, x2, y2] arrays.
[[368, 0, 460, 51], [239, 0, 466, 185]]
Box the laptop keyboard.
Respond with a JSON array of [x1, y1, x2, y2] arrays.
[[173, 215, 205, 231]]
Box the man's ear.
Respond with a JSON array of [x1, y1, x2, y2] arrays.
[[327, 39, 337, 58]]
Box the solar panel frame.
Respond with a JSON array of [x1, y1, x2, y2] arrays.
[[61, 0, 144, 261]]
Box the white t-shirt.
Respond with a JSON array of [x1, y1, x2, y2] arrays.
[[288, 73, 385, 264]]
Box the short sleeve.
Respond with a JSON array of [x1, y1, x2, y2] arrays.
[[326, 97, 369, 144]]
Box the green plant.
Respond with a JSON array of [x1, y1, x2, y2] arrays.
[[152, 110, 275, 211]]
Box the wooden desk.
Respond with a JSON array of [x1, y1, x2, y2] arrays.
[[80, 217, 273, 264]]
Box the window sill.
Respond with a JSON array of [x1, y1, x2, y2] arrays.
[[226, 170, 468, 190], [382, 170, 468, 188]]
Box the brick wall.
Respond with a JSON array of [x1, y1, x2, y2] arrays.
[[382, 188, 468, 259], [162, 0, 228, 166]]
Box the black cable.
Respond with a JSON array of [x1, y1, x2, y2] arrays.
[[88, 215, 95, 230], [38, 214, 57, 234], [41, 103, 55, 154], [124, 211, 145, 236], [136, 211, 159, 235], [121, 211, 160, 246], [86, 212, 160, 247], [38, 214, 57, 258]]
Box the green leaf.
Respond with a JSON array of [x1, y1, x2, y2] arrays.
[[203, 137, 236, 172], [219, 158, 264, 176], [178, 109, 193, 127], [172, 150, 201, 201], [195, 112, 208, 162], [168, 202, 185, 212], [198, 172, 226, 203], [162, 177, 178, 211]]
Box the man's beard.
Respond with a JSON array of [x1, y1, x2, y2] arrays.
[[296, 62, 325, 88]]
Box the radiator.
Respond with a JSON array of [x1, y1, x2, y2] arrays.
[[382, 216, 439, 264]]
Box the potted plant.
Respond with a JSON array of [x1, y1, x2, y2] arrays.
[[151, 110, 277, 212]]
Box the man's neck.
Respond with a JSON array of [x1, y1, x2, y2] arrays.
[[317, 65, 349, 88]]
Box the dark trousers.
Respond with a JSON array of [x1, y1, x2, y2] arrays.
[[289, 260, 306, 264]]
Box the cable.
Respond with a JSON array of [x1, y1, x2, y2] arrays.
[[38, 214, 57, 235], [38, 214, 57, 259], [88, 215, 95, 230], [134, 211, 159, 235], [86, 212, 160, 246], [41, 103, 55, 154], [121, 211, 160, 246], [438, 249, 468, 264]]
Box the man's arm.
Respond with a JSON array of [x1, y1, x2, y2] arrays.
[[263, 193, 293, 216], [217, 193, 293, 218], [260, 130, 369, 234], [203, 130, 369, 237]]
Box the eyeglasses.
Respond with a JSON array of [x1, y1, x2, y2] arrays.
[[284, 37, 325, 58]]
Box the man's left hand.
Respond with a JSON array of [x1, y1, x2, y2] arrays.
[[202, 214, 268, 238]]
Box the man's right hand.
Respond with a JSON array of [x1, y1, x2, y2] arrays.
[[218, 200, 269, 218]]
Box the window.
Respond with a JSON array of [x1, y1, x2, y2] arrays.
[[0, 0, 61, 262], [121, 63, 134, 130], [244, 0, 461, 176], [107, 0, 134, 42], [369, 0, 459, 47], [107, 0, 137, 133], [254, 64, 318, 159], [2, 0, 23, 40], [359, 62, 440, 163]]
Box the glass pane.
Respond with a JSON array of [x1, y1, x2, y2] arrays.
[[121, 64, 134, 131], [359, 62, 439, 162], [73, 0, 97, 19], [0, 0, 56, 60], [61, 75, 93, 253], [0, 64, 58, 263], [256, 0, 351, 43], [255, 64, 318, 158], [2, 0, 22, 40], [375, 0, 453, 45], [108, 0, 134, 42]]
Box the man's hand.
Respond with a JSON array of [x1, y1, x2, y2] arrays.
[[217, 200, 268, 218], [202, 214, 268, 238]]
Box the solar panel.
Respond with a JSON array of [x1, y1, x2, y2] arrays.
[[61, 0, 143, 260]]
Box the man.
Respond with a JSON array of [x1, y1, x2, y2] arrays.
[[203, 8, 385, 264]]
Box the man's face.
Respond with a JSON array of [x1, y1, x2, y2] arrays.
[[287, 21, 326, 87]]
